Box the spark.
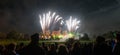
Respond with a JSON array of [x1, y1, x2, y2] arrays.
[[66, 16, 80, 32], [39, 11, 63, 33]]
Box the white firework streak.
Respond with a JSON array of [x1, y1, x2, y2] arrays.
[[39, 11, 62, 33], [66, 16, 80, 32]]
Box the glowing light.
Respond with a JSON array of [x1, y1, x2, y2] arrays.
[[58, 35, 63, 38], [66, 16, 80, 32], [60, 20, 64, 25], [68, 33, 74, 38], [39, 11, 63, 33], [80, 34, 84, 37]]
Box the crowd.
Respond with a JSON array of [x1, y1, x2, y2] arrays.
[[0, 33, 120, 55]]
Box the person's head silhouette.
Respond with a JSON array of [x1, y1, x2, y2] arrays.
[[30, 33, 39, 44], [7, 43, 16, 51]]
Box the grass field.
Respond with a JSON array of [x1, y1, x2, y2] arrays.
[[0, 39, 94, 46]]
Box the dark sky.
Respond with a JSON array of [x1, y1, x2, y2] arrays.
[[0, 0, 120, 36]]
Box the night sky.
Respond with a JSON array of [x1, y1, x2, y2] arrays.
[[0, 0, 120, 36]]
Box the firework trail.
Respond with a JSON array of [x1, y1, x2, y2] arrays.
[[39, 11, 62, 33], [66, 16, 80, 32]]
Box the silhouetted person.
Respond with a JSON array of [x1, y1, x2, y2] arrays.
[[93, 36, 112, 55], [48, 44, 57, 55], [113, 34, 120, 55], [0, 45, 5, 55], [20, 33, 45, 55], [82, 43, 93, 55], [4, 43, 17, 55], [71, 41, 82, 55], [41, 42, 48, 53], [57, 44, 68, 55], [19, 42, 24, 49], [55, 42, 58, 50], [16, 42, 25, 54]]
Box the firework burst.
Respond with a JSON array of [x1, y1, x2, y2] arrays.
[[39, 11, 62, 33], [66, 16, 80, 33]]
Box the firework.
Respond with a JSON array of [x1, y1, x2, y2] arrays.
[[66, 16, 80, 32], [39, 11, 62, 33]]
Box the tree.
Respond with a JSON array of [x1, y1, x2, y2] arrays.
[[80, 33, 90, 40], [6, 30, 23, 39], [0, 32, 6, 39], [102, 31, 115, 39], [23, 34, 30, 40]]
